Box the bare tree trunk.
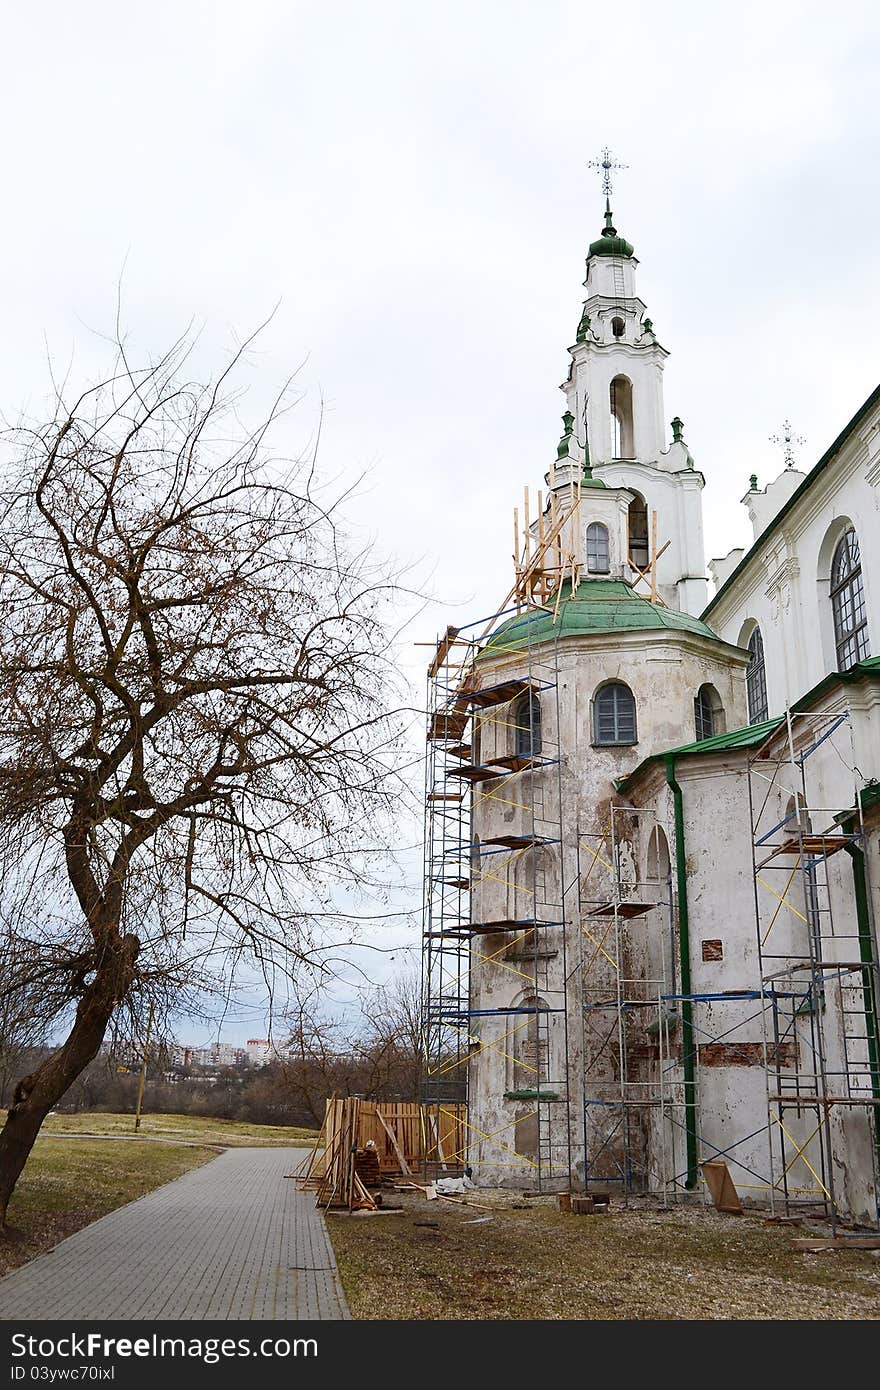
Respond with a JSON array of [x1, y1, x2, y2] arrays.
[[0, 934, 139, 1230]]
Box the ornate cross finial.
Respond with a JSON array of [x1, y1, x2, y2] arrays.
[[588, 146, 628, 198], [769, 419, 805, 470]]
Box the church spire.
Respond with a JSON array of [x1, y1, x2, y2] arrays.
[[586, 147, 633, 259]]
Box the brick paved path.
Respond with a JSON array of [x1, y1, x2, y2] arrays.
[[0, 1147, 349, 1320]]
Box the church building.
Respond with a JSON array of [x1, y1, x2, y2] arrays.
[[421, 189, 880, 1227]]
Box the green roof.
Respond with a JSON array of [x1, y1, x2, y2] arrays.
[[588, 232, 634, 259], [660, 716, 783, 759], [703, 381, 880, 620], [479, 580, 722, 660], [616, 717, 783, 794], [588, 199, 634, 259], [617, 654, 880, 794], [858, 782, 880, 815]]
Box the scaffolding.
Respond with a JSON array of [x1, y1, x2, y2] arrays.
[[422, 476, 880, 1226], [421, 468, 682, 1196], [576, 805, 677, 1202], [571, 711, 880, 1223], [421, 470, 585, 1189], [420, 620, 573, 1186], [748, 707, 880, 1230]]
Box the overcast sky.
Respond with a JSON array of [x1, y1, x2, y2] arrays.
[[4, 1, 878, 1041]]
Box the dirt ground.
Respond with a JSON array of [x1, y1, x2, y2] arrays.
[[328, 1188, 880, 1320]]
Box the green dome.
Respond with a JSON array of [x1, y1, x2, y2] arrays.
[[479, 580, 720, 660], [588, 232, 634, 259], [588, 199, 634, 259]]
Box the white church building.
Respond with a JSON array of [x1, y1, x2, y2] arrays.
[[421, 195, 880, 1227]]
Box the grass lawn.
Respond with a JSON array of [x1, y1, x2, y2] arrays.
[[37, 1111, 319, 1148], [0, 1137, 216, 1278], [328, 1190, 880, 1320]]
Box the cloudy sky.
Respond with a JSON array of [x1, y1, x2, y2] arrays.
[[4, 1, 878, 1039]]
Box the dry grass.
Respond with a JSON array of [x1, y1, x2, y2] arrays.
[[328, 1190, 880, 1320], [34, 1110, 318, 1147], [0, 1137, 216, 1278]]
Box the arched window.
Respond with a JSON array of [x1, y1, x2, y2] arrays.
[[746, 627, 768, 724], [610, 375, 634, 457], [593, 682, 637, 746], [586, 521, 610, 574], [627, 492, 649, 572], [784, 796, 821, 945], [512, 691, 542, 758], [694, 684, 724, 742], [611, 315, 625, 339], [830, 528, 870, 670], [470, 834, 481, 884], [646, 826, 671, 884]]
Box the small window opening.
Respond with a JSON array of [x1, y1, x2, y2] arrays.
[[627, 493, 649, 571], [586, 522, 610, 574]]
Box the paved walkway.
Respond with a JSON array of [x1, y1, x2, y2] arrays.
[[0, 1147, 349, 1321]]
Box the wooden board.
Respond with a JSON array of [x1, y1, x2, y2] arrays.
[[792, 1236, 880, 1251], [701, 1160, 743, 1214]]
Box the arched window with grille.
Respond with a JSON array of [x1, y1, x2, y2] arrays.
[[830, 528, 870, 670], [586, 522, 610, 574], [592, 682, 637, 746], [746, 626, 768, 724], [694, 684, 724, 742], [512, 691, 542, 758]]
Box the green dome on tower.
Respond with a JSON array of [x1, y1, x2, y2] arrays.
[[478, 580, 719, 660], [588, 199, 634, 259]]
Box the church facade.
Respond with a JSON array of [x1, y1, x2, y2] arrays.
[[422, 198, 880, 1226]]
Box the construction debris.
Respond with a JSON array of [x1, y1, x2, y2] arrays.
[[295, 1096, 467, 1211], [570, 1194, 611, 1215], [435, 1176, 473, 1196]]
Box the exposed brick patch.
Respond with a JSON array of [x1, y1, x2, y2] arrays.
[[699, 1041, 797, 1067], [701, 939, 723, 961]]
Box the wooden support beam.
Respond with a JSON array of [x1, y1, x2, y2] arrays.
[[376, 1108, 412, 1175]]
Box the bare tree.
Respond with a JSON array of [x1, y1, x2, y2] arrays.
[[355, 963, 422, 1098], [280, 963, 423, 1121], [0, 332, 412, 1227], [0, 944, 48, 1108]]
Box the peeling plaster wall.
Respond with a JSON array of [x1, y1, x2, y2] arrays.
[[466, 627, 748, 1189], [628, 702, 880, 1223], [467, 624, 880, 1219]]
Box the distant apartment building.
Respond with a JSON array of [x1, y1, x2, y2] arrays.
[[246, 1039, 277, 1067], [169, 1042, 246, 1070]]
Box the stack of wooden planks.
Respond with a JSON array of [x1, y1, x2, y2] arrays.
[[296, 1097, 467, 1210], [297, 1097, 378, 1211]]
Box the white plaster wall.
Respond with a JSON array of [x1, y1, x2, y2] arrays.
[[707, 396, 880, 713], [596, 460, 708, 615], [626, 699, 880, 1222]]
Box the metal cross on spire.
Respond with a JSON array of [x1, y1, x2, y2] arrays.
[[588, 146, 628, 198], [769, 419, 805, 470]]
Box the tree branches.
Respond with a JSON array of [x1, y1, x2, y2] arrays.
[[0, 329, 417, 1220]]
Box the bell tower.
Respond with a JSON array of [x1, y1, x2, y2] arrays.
[[557, 155, 708, 615]]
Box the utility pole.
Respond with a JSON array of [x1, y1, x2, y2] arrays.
[[134, 999, 155, 1132]]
